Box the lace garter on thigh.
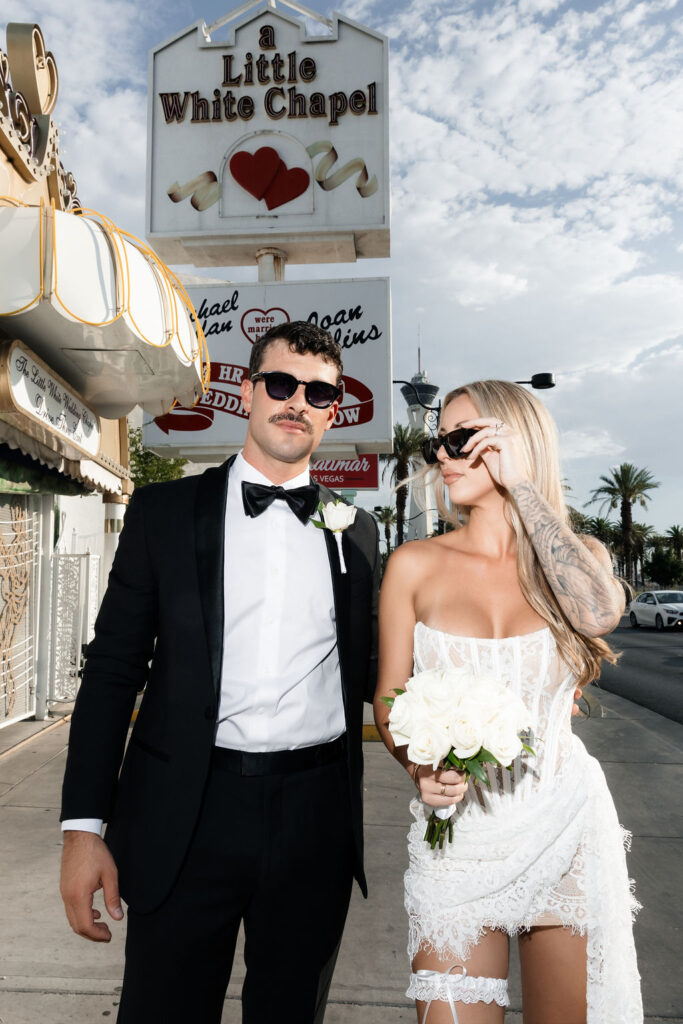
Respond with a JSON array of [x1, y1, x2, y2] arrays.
[[407, 965, 509, 1006]]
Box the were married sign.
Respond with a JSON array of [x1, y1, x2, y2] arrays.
[[146, 5, 389, 266], [142, 277, 392, 468]]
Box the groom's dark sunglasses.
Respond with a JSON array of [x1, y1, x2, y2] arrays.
[[421, 428, 478, 464], [251, 371, 342, 409]]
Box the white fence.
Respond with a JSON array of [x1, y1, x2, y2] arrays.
[[0, 496, 40, 728], [48, 553, 100, 705]]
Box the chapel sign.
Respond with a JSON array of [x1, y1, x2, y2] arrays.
[[0, 340, 100, 461], [146, 5, 389, 265]]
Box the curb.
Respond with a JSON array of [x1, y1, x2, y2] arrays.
[[0, 713, 72, 763], [362, 723, 381, 742]]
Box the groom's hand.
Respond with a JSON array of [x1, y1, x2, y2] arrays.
[[60, 831, 123, 942]]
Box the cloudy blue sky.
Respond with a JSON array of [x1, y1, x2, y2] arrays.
[[2, 0, 682, 530]]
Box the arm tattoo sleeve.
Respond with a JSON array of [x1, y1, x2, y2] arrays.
[[509, 480, 621, 635]]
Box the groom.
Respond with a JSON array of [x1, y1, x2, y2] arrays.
[[60, 321, 380, 1024]]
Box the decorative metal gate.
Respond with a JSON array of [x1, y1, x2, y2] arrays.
[[48, 553, 100, 704], [0, 496, 39, 728]]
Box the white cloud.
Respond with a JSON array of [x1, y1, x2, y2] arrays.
[[560, 429, 626, 461], [64, 90, 148, 230], [518, 0, 567, 14], [546, 345, 683, 529], [3, 0, 681, 528], [350, 0, 683, 526], [381, 0, 683, 208], [1, 0, 157, 232]]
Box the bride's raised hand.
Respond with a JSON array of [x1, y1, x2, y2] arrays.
[[414, 765, 468, 808], [459, 417, 529, 492]]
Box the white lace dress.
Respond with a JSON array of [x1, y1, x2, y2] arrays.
[[405, 623, 643, 1023]]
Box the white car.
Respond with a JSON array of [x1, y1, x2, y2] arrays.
[[629, 590, 683, 630]]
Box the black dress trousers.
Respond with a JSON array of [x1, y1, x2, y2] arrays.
[[117, 747, 354, 1024]]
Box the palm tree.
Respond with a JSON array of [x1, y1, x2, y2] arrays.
[[666, 525, 683, 561], [373, 506, 397, 555], [584, 516, 617, 546], [567, 505, 588, 533], [584, 516, 620, 572], [587, 463, 660, 584], [631, 522, 654, 588], [379, 423, 426, 547]]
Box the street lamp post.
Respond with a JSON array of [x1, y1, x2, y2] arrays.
[[397, 369, 440, 541], [515, 373, 556, 389]]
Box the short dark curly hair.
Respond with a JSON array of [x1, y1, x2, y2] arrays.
[[248, 320, 343, 385]]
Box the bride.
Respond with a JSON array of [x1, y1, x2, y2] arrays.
[[374, 381, 642, 1024]]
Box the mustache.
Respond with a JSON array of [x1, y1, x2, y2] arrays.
[[269, 412, 313, 434]]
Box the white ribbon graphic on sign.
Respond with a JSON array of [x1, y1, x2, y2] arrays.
[[306, 141, 378, 197], [168, 171, 221, 211]]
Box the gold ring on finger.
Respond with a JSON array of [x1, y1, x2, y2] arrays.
[[440, 783, 446, 795]]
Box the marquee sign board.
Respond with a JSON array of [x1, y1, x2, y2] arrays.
[[0, 339, 101, 461], [146, 4, 389, 266], [310, 454, 378, 490], [142, 277, 392, 463]]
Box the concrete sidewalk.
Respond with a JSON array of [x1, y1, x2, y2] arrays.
[[0, 688, 681, 1023]]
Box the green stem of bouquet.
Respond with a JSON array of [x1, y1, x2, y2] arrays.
[[424, 810, 454, 850]]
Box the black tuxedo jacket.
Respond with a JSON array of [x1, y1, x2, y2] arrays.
[[61, 456, 380, 912]]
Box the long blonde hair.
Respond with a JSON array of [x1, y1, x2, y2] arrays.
[[426, 380, 617, 687]]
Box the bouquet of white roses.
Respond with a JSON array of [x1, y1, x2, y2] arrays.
[[381, 667, 534, 849]]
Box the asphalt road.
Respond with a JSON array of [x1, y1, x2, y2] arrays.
[[597, 616, 683, 723]]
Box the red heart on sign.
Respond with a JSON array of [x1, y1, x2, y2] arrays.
[[230, 147, 282, 200], [264, 165, 310, 210]]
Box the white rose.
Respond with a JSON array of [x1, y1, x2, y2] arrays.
[[321, 501, 357, 532], [420, 672, 461, 716], [483, 715, 523, 767], [387, 690, 422, 747], [482, 686, 531, 733], [407, 721, 452, 770], [447, 664, 477, 680], [444, 665, 478, 694], [469, 679, 524, 728], [508, 693, 533, 732], [447, 711, 484, 760], [404, 668, 444, 698]]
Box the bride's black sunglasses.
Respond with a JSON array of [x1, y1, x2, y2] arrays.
[[251, 371, 343, 409], [421, 427, 477, 464]]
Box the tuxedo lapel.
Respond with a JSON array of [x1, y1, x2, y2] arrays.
[[195, 455, 236, 698], [318, 485, 351, 711]]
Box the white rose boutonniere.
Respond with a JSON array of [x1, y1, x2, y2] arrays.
[[311, 499, 357, 573]]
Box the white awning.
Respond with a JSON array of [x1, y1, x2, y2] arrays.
[[0, 201, 209, 419], [77, 460, 124, 495], [0, 417, 125, 495]]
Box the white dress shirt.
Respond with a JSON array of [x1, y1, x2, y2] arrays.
[[216, 452, 344, 751], [62, 452, 344, 835]]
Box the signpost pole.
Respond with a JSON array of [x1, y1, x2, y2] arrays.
[[255, 248, 287, 283]]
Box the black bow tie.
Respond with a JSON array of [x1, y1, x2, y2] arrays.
[[241, 480, 319, 525]]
